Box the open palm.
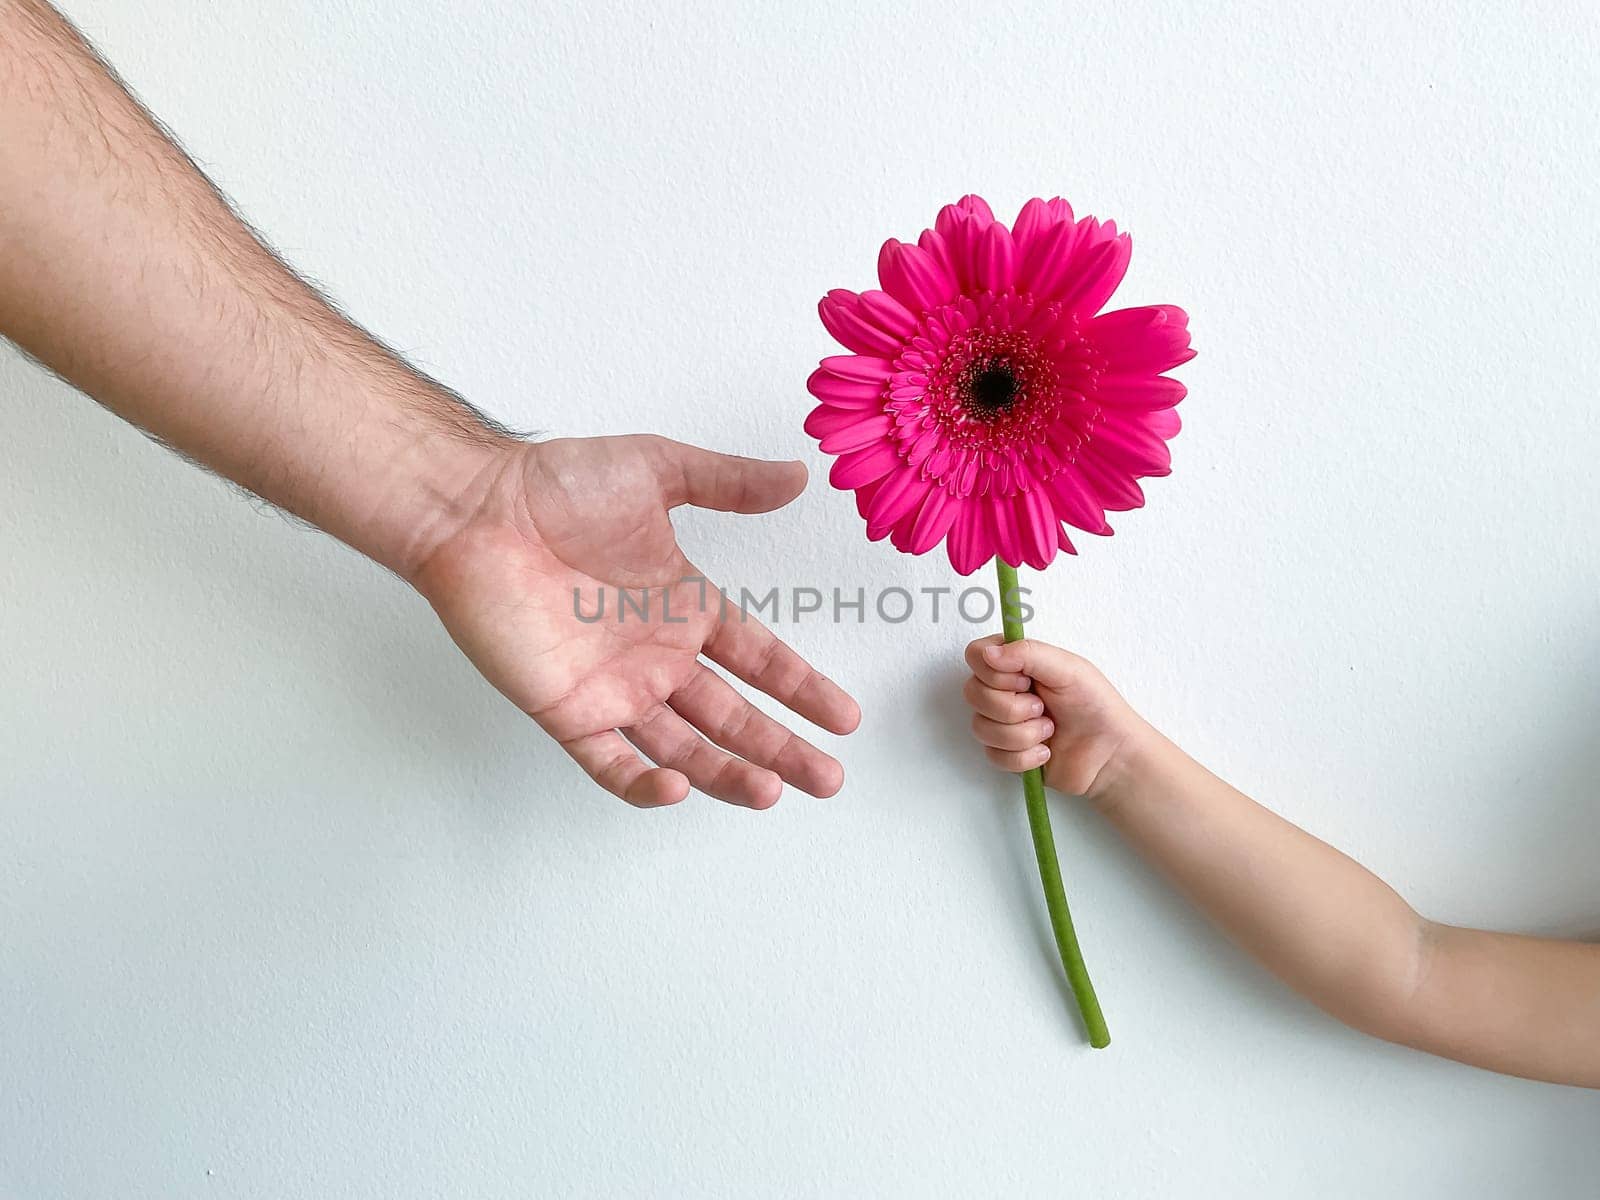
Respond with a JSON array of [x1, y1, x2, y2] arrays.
[[414, 435, 859, 808]]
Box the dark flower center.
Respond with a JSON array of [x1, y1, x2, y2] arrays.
[[966, 363, 1019, 420]]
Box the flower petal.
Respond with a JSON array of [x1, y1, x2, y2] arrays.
[[917, 227, 958, 283], [818, 414, 892, 454], [853, 477, 883, 521], [932, 198, 996, 292], [1012, 196, 1073, 260], [1032, 235, 1117, 309], [1046, 468, 1111, 534], [866, 466, 927, 539], [935, 194, 997, 241], [1064, 231, 1132, 316], [1145, 408, 1182, 440], [878, 239, 958, 312], [945, 501, 988, 576], [806, 367, 889, 408], [907, 486, 961, 554], [1090, 419, 1172, 476], [1015, 219, 1076, 297], [819, 293, 904, 356], [934, 222, 978, 291], [905, 425, 943, 469], [975, 220, 1016, 293], [1074, 452, 1145, 511], [1093, 374, 1187, 411], [819, 354, 895, 383], [990, 485, 1023, 565], [1018, 486, 1058, 569], [1088, 304, 1194, 374], [829, 442, 899, 490], [957, 194, 995, 223], [803, 404, 869, 439], [858, 289, 918, 338]]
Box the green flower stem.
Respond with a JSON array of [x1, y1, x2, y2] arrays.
[[994, 558, 1110, 1049]]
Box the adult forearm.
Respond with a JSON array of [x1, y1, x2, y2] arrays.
[[0, 0, 506, 577], [1093, 732, 1431, 1041]]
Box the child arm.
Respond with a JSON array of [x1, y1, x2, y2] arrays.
[[965, 636, 1600, 1087], [1102, 730, 1600, 1087]]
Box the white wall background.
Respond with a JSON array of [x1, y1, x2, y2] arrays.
[[4, 1, 1599, 1195]]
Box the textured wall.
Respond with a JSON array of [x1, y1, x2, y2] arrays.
[[4, 1, 1599, 1195]]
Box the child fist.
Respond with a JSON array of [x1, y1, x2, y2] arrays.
[[961, 635, 1149, 801]]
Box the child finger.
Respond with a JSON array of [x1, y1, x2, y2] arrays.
[[962, 676, 1045, 722], [980, 638, 1087, 691], [971, 713, 1054, 751], [985, 744, 1051, 773], [963, 636, 1032, 691]]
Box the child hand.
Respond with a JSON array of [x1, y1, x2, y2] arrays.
[[961, 635, 1150, 800]]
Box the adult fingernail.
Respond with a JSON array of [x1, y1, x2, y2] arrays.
[[1041, 720, 1055, 737]]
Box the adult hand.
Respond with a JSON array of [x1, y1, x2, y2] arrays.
[[0, 7, 858, 810], [413, 434, 860, 809]]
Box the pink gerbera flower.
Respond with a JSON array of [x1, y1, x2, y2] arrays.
[[805, 194, 1193, 574]]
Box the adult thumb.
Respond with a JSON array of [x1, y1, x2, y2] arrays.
[[653, 438, 809, 514]]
